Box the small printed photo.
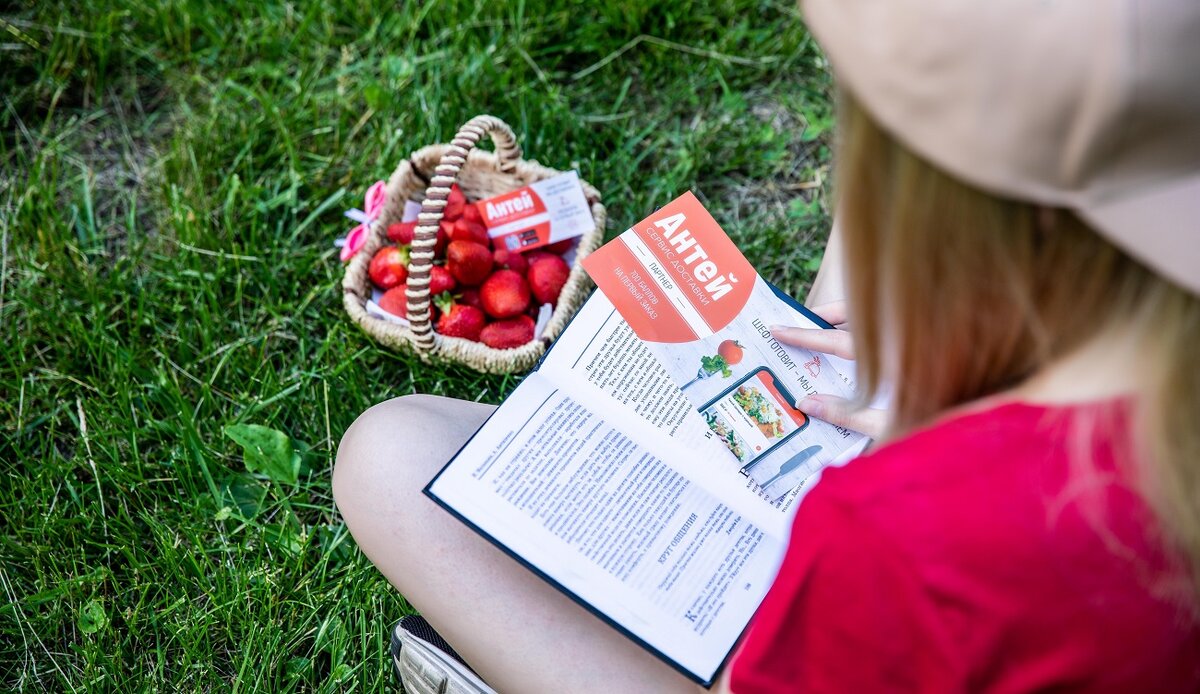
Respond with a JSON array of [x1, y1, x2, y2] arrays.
[[730, 385, 788, 440], [704, 410, 753, 463], [699, 367, 811, 477]]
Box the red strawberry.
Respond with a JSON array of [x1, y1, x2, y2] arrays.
[[434, 293, 485, 341], [463, 203, 483, 224], [444, 184, 466, 220], [480, 269, 532, 319], [451, 218, 490, 246], [387, 221, 417, 244], [378, 286, 409, 319], [524, 250, 554, 266], [493, 248, 528, 274], [368, 245, 410, 290], [429, 265, 457, 296], [459, 288, 482, 310], [480, 315, 536, 349], [527, 254, 570, 306], [379, 286, 442, 323], [434, 223, 449, 258], [439, 219, 456, 243], [446, 240, 493, 286], [544, 238, 577, 255], [408, 222, 449, 256], [379, 286, 439, 321]]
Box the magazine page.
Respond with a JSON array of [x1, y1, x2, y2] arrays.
[[536, 290, 716, 446], [536, 291, 798, 533], [425, 372, 787, 685], [582, 192, 869, 510]]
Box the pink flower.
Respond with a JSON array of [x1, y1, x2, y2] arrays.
[[363, 179, 387, 218], [339, 179, 387, 261], [340, 223, 370, 261]]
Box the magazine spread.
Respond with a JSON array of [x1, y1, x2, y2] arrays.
[[581, 192, 869, 510], [425, 193, 867, 686]]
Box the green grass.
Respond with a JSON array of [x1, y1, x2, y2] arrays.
[[0, 1, 833, 690]]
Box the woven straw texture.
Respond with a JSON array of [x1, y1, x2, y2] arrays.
[[342, 115, 606, 374]]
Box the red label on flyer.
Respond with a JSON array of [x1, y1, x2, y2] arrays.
[[582, 192, 756, 343], [476, 171, 593, 253]]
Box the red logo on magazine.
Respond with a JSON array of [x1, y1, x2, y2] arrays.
[[583, 192, 755, 343]]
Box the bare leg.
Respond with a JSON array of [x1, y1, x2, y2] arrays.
[[333, 395, 704, 694], [805, 220, 846, 308]]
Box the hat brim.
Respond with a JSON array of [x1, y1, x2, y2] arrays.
[[1077, 173, 1200, 296]]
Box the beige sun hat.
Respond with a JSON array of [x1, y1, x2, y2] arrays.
[[802, 0, 1200, 295]]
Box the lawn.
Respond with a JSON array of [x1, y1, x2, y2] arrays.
[[0, 1, 832, 690]]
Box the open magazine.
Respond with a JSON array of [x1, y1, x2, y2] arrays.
[[425, 193, 868, 686]]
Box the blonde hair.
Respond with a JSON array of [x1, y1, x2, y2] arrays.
[[835, 94, 1200, 598]]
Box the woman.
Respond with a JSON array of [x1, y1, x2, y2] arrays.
[[334, 0, 1200, 691]]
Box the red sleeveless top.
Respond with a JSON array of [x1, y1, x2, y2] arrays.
[[731, 401, 1200, 692]]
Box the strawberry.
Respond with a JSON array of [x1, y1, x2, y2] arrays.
[[463, 203, 483, 224], [439, 219, 457, 244], [434, 223, 449, 258], [427, 265, 456, 297], [368, 245, 410, 290], [446, 240, 493, 286], [480, 269, 532, 319], [493, 248, 528, 274], [480, 315, 536, 349], [451, 217, 490, 246], [524, 250, 554, 266], [380, 286, 443, 323], [444, 184, 466, 220], [406, 221, 449, 256], [434, 293, 485, 341], [379, 286, 442, 323], [544, 238, 577, 255], [459, 288, 482, 310], [378, 286, 410, 319], [387, 221, 417, 244], [527, 254, 570, 306]]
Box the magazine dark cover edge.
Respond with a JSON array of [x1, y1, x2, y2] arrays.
[[767, 280, 835, 329]]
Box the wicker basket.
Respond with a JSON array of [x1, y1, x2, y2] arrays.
[[341, 114, 606, 374]]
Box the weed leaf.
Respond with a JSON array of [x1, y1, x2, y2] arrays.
[[224, 424, 300, 485], [78, 599, 108, 634]]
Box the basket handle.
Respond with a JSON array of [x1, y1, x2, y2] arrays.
[[404, 115, 523, 350]]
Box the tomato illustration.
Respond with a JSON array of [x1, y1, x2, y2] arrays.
[[717, 340, 744, 365]]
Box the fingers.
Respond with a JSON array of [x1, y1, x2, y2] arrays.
[[809, 300, 848, 327], [769, 326, 855, 360], [797, 395, 887, 439]]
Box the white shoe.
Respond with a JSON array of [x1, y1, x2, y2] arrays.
[[391, 616, 497, 694]]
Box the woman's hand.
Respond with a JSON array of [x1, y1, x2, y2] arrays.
[[771, 301, 889, 439]]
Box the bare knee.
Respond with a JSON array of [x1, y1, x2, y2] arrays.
[[333, 394, 494, 540], [335, 395, 434, 523]]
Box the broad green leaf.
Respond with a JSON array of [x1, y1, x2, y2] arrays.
[[329, 663, 352, 683], [78, 599, 107, 634], [224, 424, 300, 485], [286, 656, 311, 681]]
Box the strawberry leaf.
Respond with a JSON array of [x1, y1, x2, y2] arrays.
[[433, 291, 455, 315]]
